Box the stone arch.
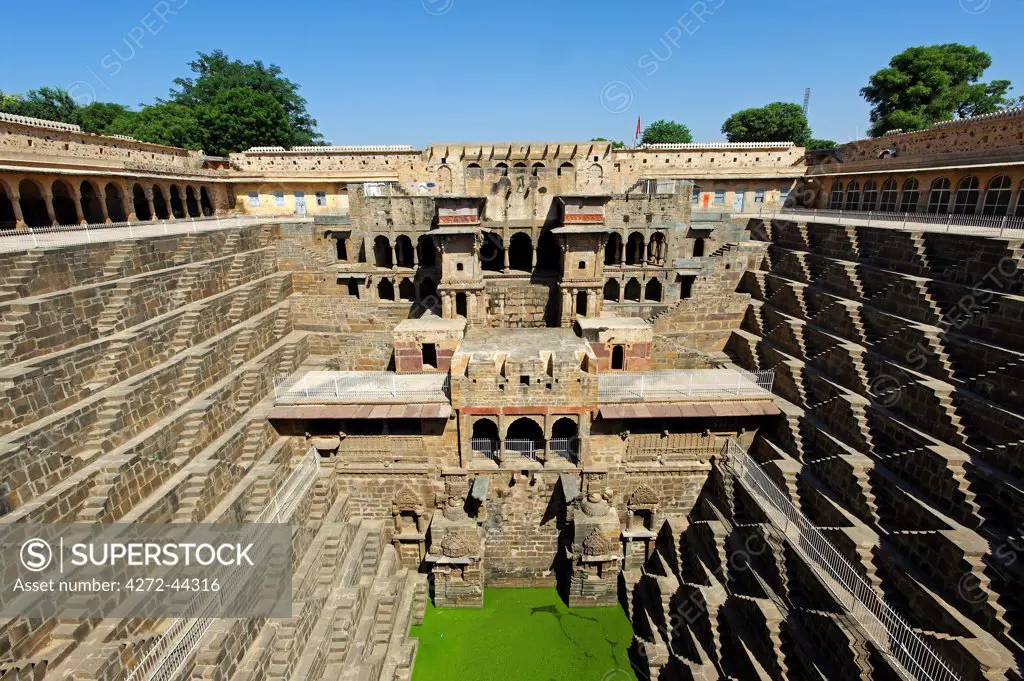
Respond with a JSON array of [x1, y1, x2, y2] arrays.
[[104, 183, 127, 222], [605, 232, 622, 265], [645, 278, 662, 302], [184, 186, 200, 217], [472, 417, 499, 441], [480, 232, 504, 272], [551, 416, 578, 440], [953, 176, 980, 214], [535, 229, 559, 272], [132, 183, 151, 221], [611, 344, 625, 370], [19, 179, 50, 227], [151, 185, 169, 220], [531, 162, 545, 176], [373, 235, 393, 267], [169, 185, 185, 218], [626, 232, 645, 265], [395, 234, 415, 267], [377, 278, 395, 300], [0, 181, 16, 229], [417, 234, 436, 267], [505, 417, 544, 457], [983, 175, 1012, 216], [508, 232, 532, 272], [495, 162, 509, 176], [199, 186, 214, 216], [624, 277, 641, 302], [550, 416, 578, 460], [927, 177, 951, 214], [558, 162, 574, 176], [603, 278, 619, 301], [899, 178, 920, 213], [80, 180, 104, 224], [437, 165, 453, 193], [647, 231, 665, 263], [51, 180, 79, 225], [398, 278, 415, 301]]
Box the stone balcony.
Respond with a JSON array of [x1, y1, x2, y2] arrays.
[[597, 369, 779, 419], [269, 370, 452, 420]]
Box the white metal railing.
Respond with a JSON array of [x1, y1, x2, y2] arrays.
[[470, 438, 499, 462], [598, 369, 774, 402], [125, 447, 320, 681], [272, 371, 451, 404], [751, 205, 1024, 238], [724, 440, 960, 681], [548, 437, 578, 462], [0, 215, 276, 254], [503, 439, 540, 461]]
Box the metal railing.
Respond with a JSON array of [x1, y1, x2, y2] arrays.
[[0, 215, 274, 254], [124, 447, 320, 681], [598, 369, 774, 402], [471, 438, 500, 462], [272, 371, 451, 404], [723, 440, 960, 681], [751, 205, 1024, 238], [503, 439, 540, 461], [548, 437, 578, 462]]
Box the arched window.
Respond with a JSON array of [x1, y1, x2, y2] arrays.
[[982, 175, 1012, 216], [151, 185, 169, 220], [605, 232, 622, 265], [644, 278, 662, 302], [647, 232, 666, 263], [861, 180, 878, 211], [953, 176, 980, 214], [169, 185, 185, 219], [927, 178, 951, 214], [495, 162, 509, 176], [1016, 181, 1024, 217], [185, 186, 200, 217], [199, 187, 214, 216], [373, 235, 392, 267], [611, 345, 625, 371], [505, 418, 544, 460], [377, 279, 395, 300], [398, 278, 415, 301], [0, 182, 16, 229], [104, 183, 127, 222], [471, 419, 499, 459], [603, 279, 619, 301], [395, 235, 415, 267], [626, 232, 645, 265], [844, 180, 860, 210], [550, 417, 579, 461], [131, 183, 151, 221], [878, 179, 898, 212], [480, 232, 504, 272], [899, 178, 920, 213], [535, 230, 559, 272], [18, 180, 50, 227], [558, 162, 574, 176], [508, 232, 533, 272], [51, 180, 79, 225], [531, 162, 545, 176], [828, 181, 843, 210], [624, 278, 641, 302], [417, 234, 437, 267]]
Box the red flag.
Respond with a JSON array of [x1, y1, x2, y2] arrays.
[[633, 116, 641, 146]]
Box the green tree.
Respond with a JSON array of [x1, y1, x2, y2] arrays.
[[197, 88, 293, 157], [640, 120, 693, 145], [590, 137, 625, 149], [861, 44, 1014, 137], [107, 103, 202, 150], [167, 50, 320, 150], [806, 138, 838, 151], [0, 91, 21, 112], [5, 87, 81, 125], [79, 102, 133, 134], [721, 102, 810, 145]]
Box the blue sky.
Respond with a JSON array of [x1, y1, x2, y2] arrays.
[[1, 0, 1022, 147]]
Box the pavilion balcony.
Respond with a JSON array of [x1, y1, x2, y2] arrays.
[[272, 371, 450, 404]]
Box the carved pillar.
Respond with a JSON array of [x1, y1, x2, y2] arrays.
[[123, 183, 137, 223], [40, 186, 56, 226], [11, 193, 26, 230], [392, 242, 399, 269], [144, 186, 156, 222], [165, 185, 176, 220], [70, 184, 85, 224]]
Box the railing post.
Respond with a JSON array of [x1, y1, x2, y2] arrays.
[[29, 228, 37, 247], [1000, 215, 1007, 236], [392, 373, 397, 398], [302, 375, 309, 399], [946, 213, 952, 232]]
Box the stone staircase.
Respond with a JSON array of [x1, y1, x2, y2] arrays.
[[0, 251, 44, 302]]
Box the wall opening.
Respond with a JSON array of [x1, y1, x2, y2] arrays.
[[611, 345, 625, 370], [455, 292, 468, 317], [575, 290, 588, 317], [421, 343, 438, 369], [679, 276, 695, 299]]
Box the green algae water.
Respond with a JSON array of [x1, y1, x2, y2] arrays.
[[409, 588, 638, 681]]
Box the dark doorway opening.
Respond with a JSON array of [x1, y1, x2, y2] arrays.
[[422, 343, 438, 368]]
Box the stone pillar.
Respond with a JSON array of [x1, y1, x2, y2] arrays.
[[442, 293, 452, 318], [144, 187, 156, 222], [497, 413, 506, 464], [123, 183, 138, 223], [503, 239, 510, 273], [392, 242, 399, 269], [40, 186, 56, 226], [543, 413, 552, 462], [164, 186, 176, 220], [11, 193, 26, 230], [71, 185, 85, 224]]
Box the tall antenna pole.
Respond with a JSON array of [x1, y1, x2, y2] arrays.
[[803, 88, 811, 117]]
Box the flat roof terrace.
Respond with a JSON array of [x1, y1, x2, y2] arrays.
[[597, 369, 779, 418], [269, 370, 452, 420]]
